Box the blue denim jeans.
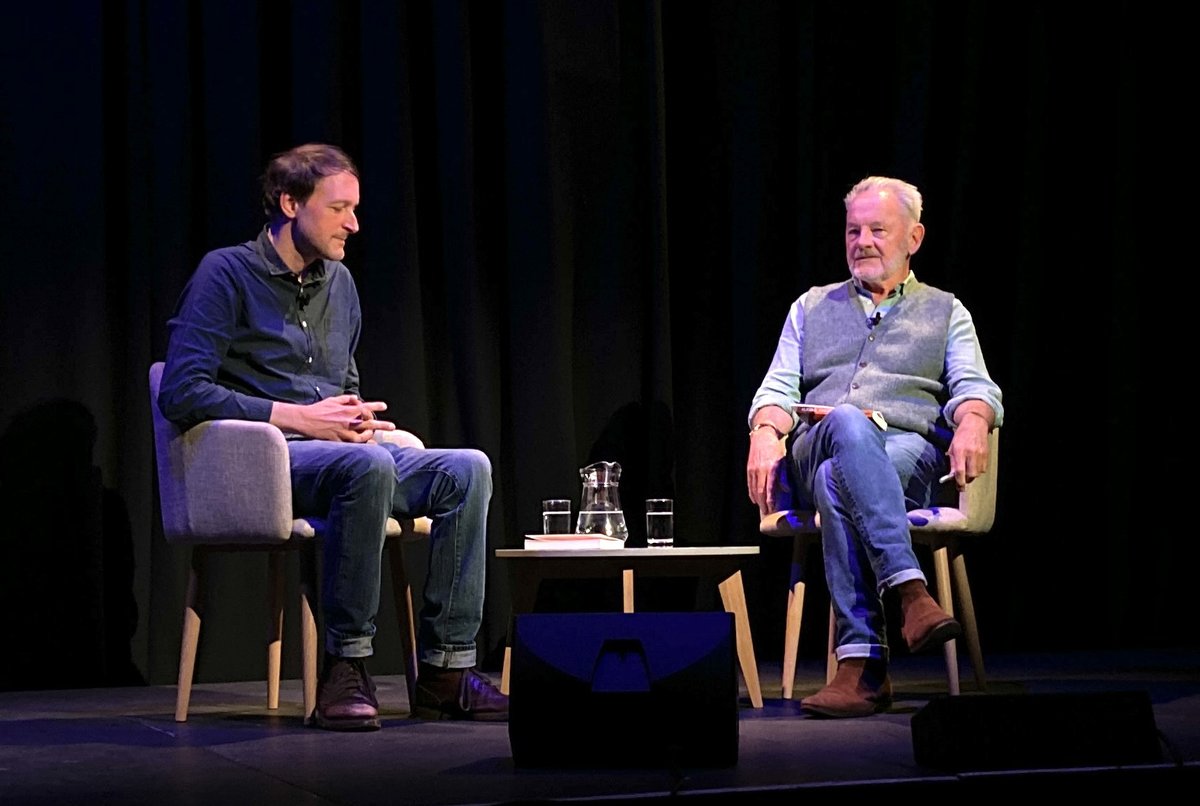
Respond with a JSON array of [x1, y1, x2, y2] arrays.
[[787, 405, 944, 662], [287, 439, 493, 668]]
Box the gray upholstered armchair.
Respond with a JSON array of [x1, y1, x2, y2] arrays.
[[148, 362, 431, 722], [759, 428, 1000, 699]]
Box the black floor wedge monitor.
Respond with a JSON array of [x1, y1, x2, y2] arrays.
[[509, 611, 739, 768]]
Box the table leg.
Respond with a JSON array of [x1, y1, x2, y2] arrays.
[[501, 565, 544, 696], [717, 569, 763, 708]]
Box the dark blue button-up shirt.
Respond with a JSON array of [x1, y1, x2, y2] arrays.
[[158, 227, 362, 431]]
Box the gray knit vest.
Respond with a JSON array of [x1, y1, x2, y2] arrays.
[[801, 279, 953, 445]]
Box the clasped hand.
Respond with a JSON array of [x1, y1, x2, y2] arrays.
[[281, 394, 397, 443]]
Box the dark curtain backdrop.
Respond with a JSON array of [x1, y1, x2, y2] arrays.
[[0, 1, 1168, 689]]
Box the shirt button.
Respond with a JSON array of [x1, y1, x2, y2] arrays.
[[301, 321, 308, 328], [868, 335, 875, 342], [307, 357, 313, 364], [851, 382, 860, 390], [859, 361, 867, 368]]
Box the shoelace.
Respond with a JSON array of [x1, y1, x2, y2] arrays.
[[322, 658, 378, 705]]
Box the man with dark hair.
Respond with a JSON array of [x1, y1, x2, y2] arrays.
[[746, 176, 1003, 718], [158, 143, 508, 730], [259, 142, 360, 220]]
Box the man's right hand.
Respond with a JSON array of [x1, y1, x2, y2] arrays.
[[270, 395, 397, 443], [746, 426, 788, 516]]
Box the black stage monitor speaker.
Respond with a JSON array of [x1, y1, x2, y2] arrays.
[[509, 611, 739, 768], [911, 690, 1163, 772]]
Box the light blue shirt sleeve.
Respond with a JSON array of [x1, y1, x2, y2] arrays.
[[943, 298, 1004, 427], [748, 294, 809, 431]]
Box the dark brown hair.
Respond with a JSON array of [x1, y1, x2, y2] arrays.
[[260, 143, 359, 218]]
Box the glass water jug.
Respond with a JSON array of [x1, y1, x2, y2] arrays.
[[576, 461, 629, 540]]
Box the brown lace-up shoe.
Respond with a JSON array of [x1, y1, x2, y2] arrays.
[[411, 664, 509, 721], [896, 580, 962, 653], [312, 654, 381, 731], [800, 658, 893, 718]]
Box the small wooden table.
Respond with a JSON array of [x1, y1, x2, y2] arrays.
[[494, 546, 763, 708]]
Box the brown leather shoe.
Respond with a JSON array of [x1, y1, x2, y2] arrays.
[[411, 664, 509, 721], [313, 654, 381, 731], [800, 658, 892, 718], [897, 581, 962, 653]]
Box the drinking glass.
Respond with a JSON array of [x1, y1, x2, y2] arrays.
[[542, 499, 572, 534], [645, 498, 674, 547]]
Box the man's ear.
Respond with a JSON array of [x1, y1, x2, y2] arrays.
[[278, 192, 300, 220], [908, 222, 926, 256]]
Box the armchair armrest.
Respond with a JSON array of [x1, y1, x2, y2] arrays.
[[760, 428, 1000, 537], [158, 419, 437, 544], [906, 428, 1000, 534], [162, 420, 295, 545], [375, 429, 426, 450]]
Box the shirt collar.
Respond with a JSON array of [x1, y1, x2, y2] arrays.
[[253, 226, 329, 282], [852, 270, 916, 302]]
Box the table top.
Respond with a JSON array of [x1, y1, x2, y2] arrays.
[[495, 545, 760, 559]]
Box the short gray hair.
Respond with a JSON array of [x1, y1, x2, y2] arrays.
[[844, 176, 923, 223]]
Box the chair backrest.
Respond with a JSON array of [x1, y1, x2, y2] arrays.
[[148, 362, 186, 538], [148, 362, 294, 544]]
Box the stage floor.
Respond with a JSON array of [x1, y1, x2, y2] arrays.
[[2, 650, 1198, 804]]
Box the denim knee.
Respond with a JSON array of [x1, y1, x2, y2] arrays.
[[450, 448, 493, 496], [341, 444, 398, 496], [824, 404, 878, 441]]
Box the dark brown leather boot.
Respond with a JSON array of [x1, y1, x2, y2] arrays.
[[313, 654, 381, 731], [411, 664, 509, 721], [896, 580, 962, 653], [800, 658, 892, 718]]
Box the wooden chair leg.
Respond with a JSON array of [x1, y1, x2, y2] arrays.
[[717, 570, 763, 709], [950, 549, 987, 691], [176, 548, 206, 723], [299, 542, 319, 722], [782, 580, 805, 699], [931, 546, 960, 695], [782, 535, 806, 699], [266, 551, 284, 711], [825, 605, 837, 684], [387, 537, 420, 710]]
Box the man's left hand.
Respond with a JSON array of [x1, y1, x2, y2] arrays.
[[942, 405, 993, 489]]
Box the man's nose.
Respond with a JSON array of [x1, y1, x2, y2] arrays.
[[345, 212, 359, 233]]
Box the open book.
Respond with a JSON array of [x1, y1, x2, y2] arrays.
[[523, 534, 626, 550], [795, 404, 888, 431]]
